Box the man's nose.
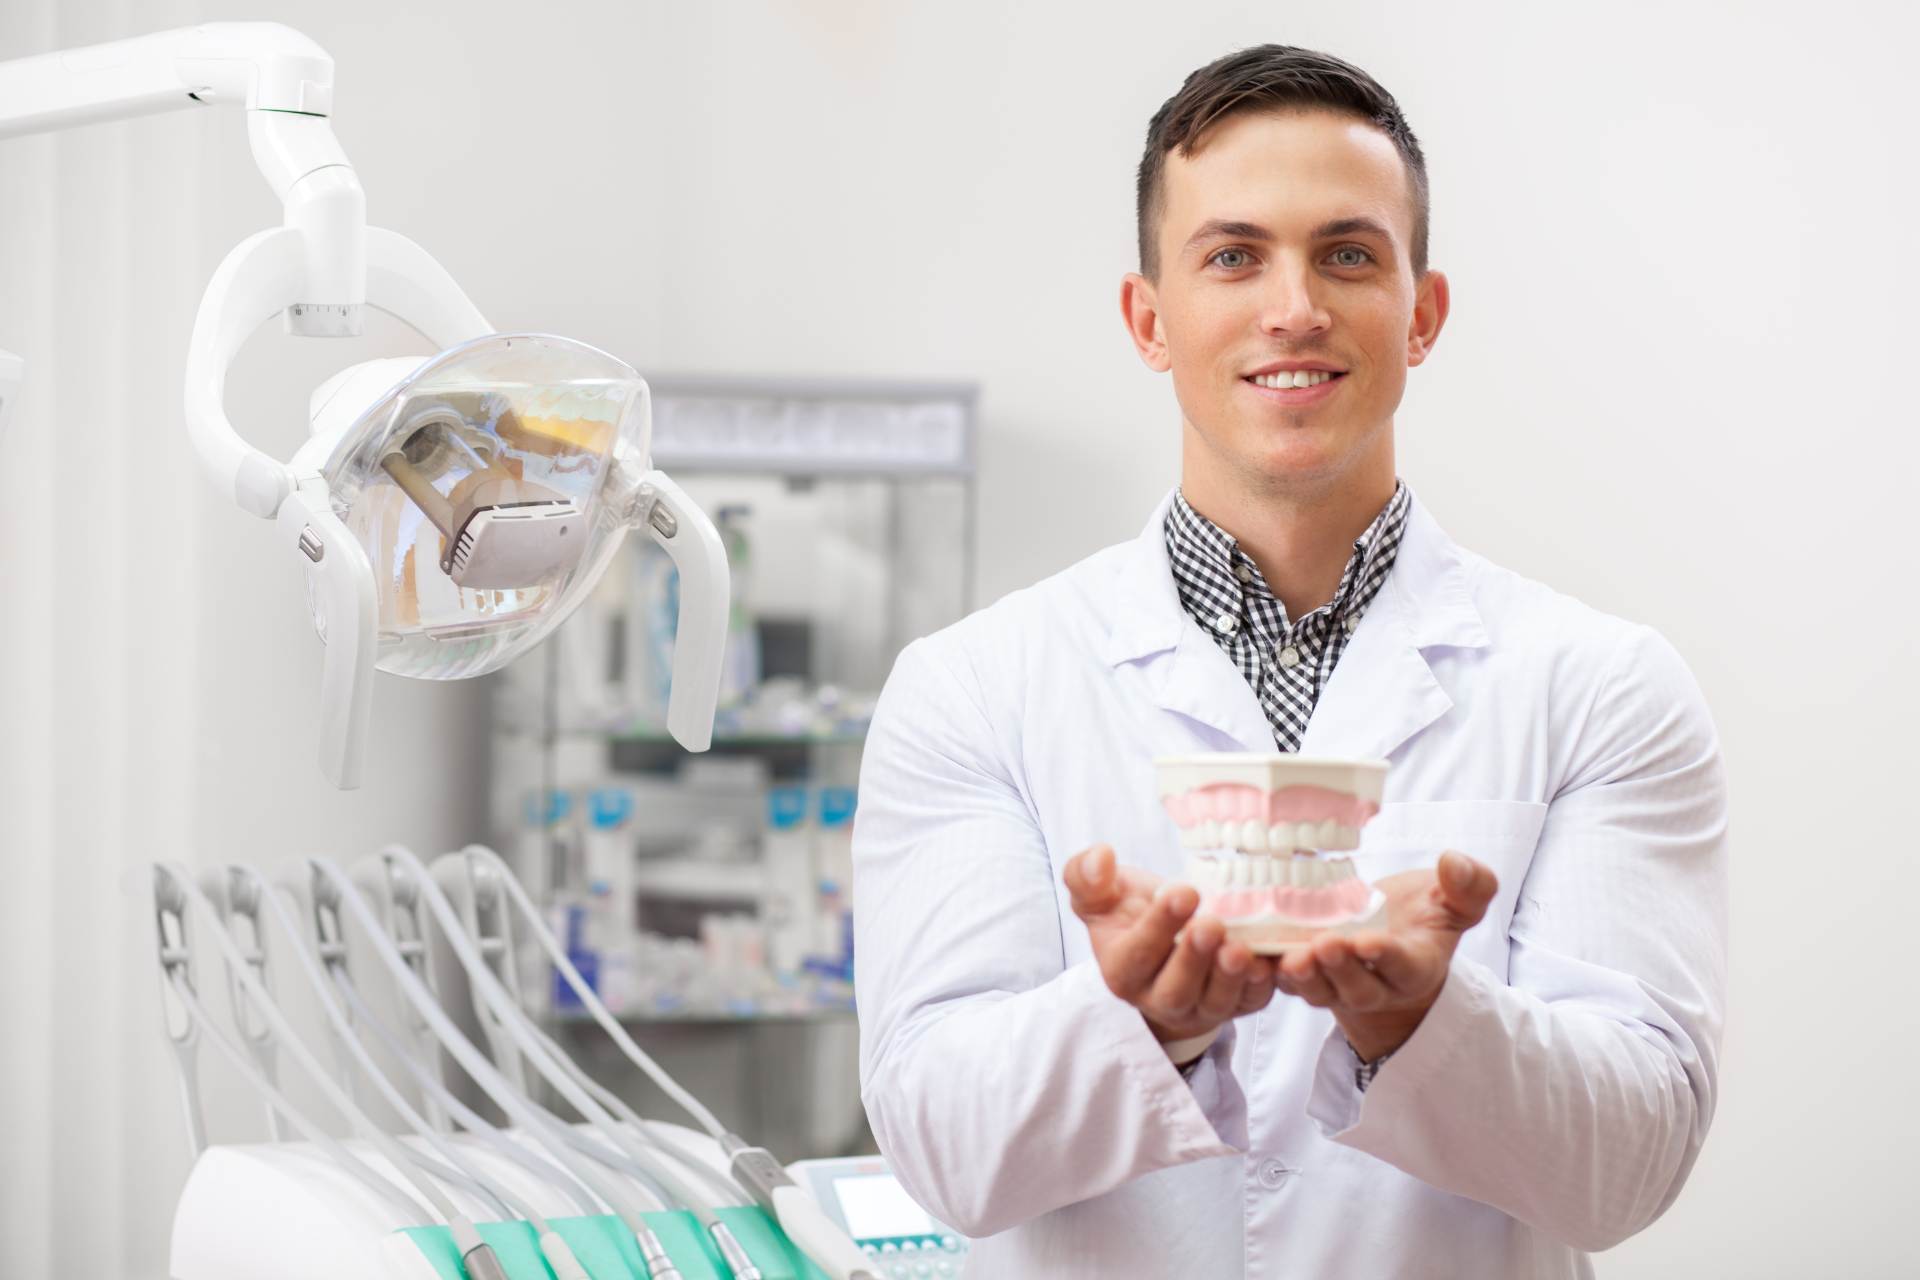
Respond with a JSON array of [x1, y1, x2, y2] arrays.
[[1258, 259, 1331, 336]]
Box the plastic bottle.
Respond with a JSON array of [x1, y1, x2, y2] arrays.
[[763, 786, 815, 975], [584, 787, 637, 1011], [807, 787, 858, 982]]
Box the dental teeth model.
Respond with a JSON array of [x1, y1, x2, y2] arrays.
[[1157, 753, 1390, 953]]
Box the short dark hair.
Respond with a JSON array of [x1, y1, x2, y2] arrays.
[[1135, 45, 1429, 279]]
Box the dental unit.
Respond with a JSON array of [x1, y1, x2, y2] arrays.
[[0, 22, 729, 789], [157, 849, 883, 1279], [1157, 753, 1391, 952]]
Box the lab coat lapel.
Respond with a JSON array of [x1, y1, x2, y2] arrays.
[[1104, 492, 1276, 752], [1298, 495, 1490, 761]]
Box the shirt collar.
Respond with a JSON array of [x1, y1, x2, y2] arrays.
[[1165, 480, 1411, 628]]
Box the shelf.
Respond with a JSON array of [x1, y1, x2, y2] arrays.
[[551, 1006, 856, 1026], [496, 724, 868, 748], [620, 730, 868, 748]]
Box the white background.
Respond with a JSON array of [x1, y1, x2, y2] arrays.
[[2, 1, 1914, 1275]]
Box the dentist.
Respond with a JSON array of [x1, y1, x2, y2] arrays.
[[853, 45, 1727, 1279]]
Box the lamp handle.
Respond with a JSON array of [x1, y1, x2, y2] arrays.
[[641, 469, 731, 752]]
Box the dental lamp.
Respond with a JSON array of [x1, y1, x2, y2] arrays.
[[0, 23, 729, 787]]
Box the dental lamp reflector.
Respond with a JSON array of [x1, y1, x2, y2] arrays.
[[304, 335, 658, 678]]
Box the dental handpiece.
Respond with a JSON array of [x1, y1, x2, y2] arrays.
[[455, 846, 881, 1280], [312, 856, 684, 1280], [161, 865, 510, 1278], [384, 847, 745, 1271], [246, 871, 597, 1280]]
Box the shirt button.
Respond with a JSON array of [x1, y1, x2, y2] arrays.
[[1213, 612, 1238, 634], [1278, 645, 1301, 668], [1257, 1158, 1292, 1188], [1235, 564, 1253, 583], [1344, 614, 1360, 634]]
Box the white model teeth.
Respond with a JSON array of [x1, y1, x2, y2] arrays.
[[1252, 370, 1336, 389], [1266, 823, 1291, 851], [1239, 820, 1266, 851]]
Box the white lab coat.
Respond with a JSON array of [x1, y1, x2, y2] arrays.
[[852, 489, 1727, 1279]]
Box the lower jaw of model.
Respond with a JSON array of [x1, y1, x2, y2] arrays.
[[1157, 754, 1390, 954]]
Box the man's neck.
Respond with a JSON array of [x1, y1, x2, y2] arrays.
[[1180, 451, 1398, 623]]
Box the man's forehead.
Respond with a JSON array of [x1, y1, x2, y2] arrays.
[[1160, 109, 1412, 245]]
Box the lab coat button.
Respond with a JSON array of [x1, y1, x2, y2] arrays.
[[1257, 1158, 1292, 1188], [1278, 646, 1301, 668], [1214, 611, 1238, 634]]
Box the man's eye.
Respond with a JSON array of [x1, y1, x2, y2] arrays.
[[1209, 248, 1253, 271], [1329, 246, 1374, 268]]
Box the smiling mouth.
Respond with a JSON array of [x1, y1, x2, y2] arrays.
[[1244, 370, 1346, 389]]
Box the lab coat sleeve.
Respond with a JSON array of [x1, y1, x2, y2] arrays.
[[854, 637, 1241, 1239], [1306, 623, 1729, 1252]]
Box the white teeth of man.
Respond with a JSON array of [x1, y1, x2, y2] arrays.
[[1253, 370, 1335, 389]]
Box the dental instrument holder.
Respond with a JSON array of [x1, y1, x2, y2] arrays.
[[427, 849, 533, 1095], [0, 23, 732, 788], [151, 868, 209, 1155], [198, 867, 291, 1141], [366, 855, 463, 1122]]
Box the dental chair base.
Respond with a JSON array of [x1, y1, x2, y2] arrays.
[[171, 1125, 830, 1280]]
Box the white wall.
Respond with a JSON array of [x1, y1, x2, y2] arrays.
[[2, 1, 1912, 1275]]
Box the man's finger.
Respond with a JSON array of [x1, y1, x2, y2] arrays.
[[1145, 916, 1223, 1021], [1435, 851, 1498, 927], [1278, 947, 1338, 1007], [1313, 935, 1394, 1011], [1347, 931, 1427, 993], [1234, 956, 1277, 1014], [1191, 929, 1248, 1024], [1063, 845, 1119, 918], [1100, 882, 1199, 999]]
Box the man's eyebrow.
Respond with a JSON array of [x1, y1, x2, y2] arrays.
[[1182, 220, 1273, 253], [1311, 216, 1397, 243]]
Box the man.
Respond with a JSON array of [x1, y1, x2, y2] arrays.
[[852, 45, 1726, 1279]]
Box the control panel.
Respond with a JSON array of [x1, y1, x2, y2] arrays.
[[786, 1156, 969, 1278]]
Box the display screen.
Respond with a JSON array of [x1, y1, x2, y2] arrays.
[[833, 1173, 935, 1240]]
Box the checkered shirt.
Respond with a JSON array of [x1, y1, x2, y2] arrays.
[[1164, 482, 1412, 752]]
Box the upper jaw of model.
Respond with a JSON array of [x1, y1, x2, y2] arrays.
[[1157, 753, 1390, 954]]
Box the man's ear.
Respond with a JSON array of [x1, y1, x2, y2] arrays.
[[1121, 272, 1172, 372], [1407, 269, 1450, 367]]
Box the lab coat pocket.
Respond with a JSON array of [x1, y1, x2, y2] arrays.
[[1354, 800, 1549, 978]]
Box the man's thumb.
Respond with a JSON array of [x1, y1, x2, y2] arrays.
[[1064, 845, 1118, 916], [1437, 851, 1498, 925]]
